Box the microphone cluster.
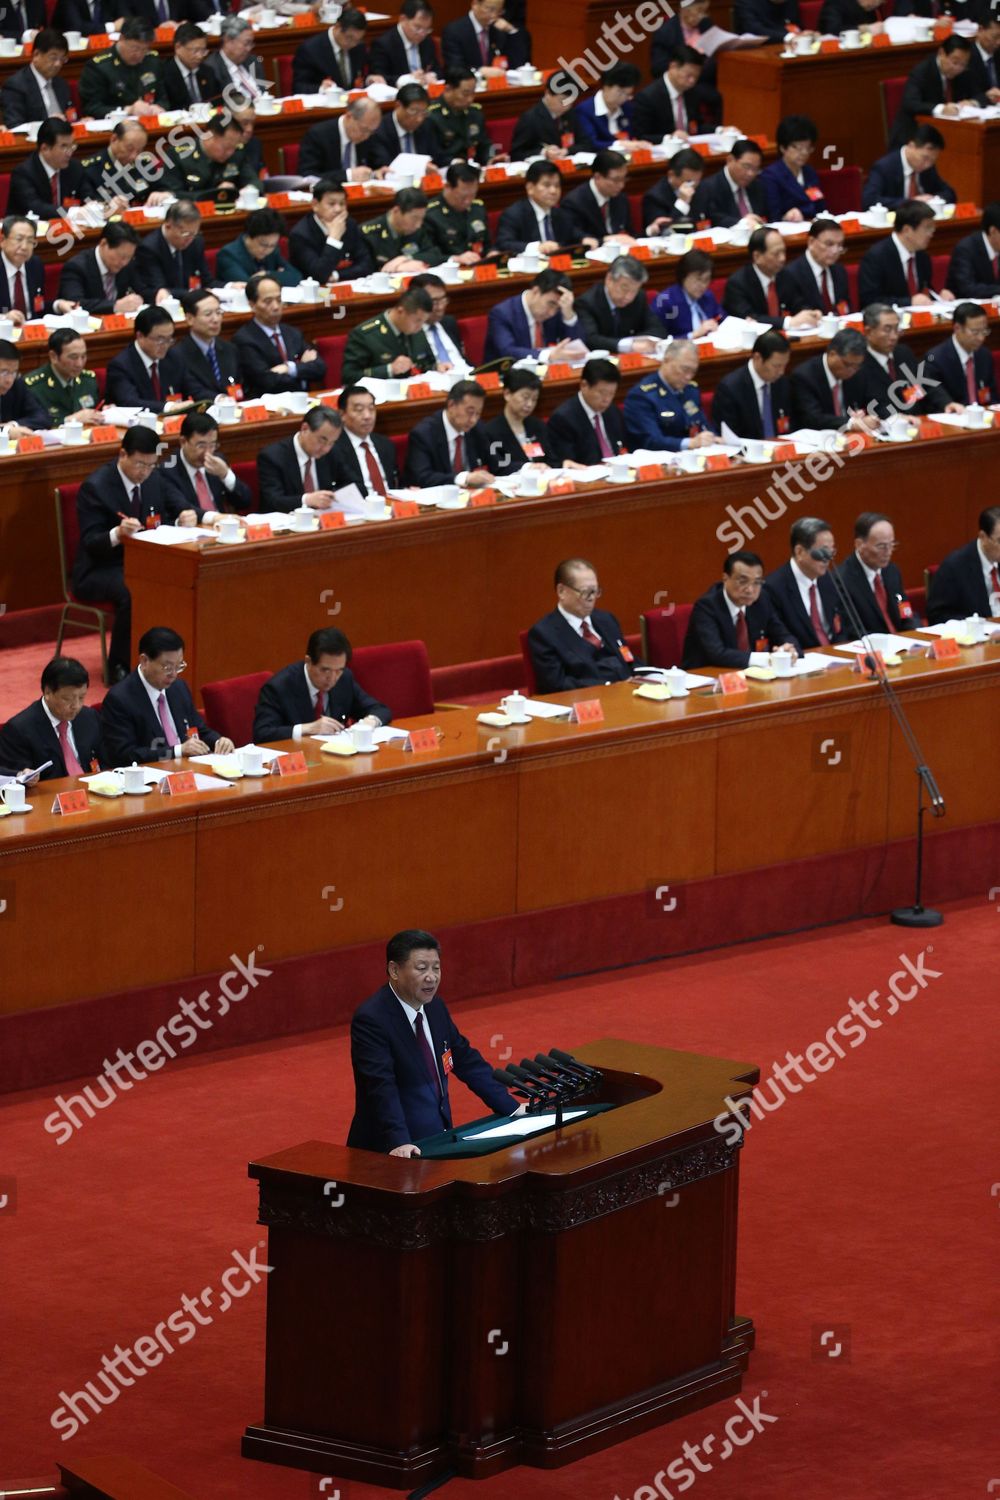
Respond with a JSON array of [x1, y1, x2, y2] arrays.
[[493, 1049, 603, 1118]]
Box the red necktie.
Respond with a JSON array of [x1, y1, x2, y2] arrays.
[[821, 272, 833, 313], [907, 171, 918, 199], [52, 171, 59, 205], [674, 93, 686, 131], [13, 272, 26, 315], [581, 619, 602, 646], [195, 468, 211, 509], [593, 413, 613, 458], [314, 690, 324, 718], [736, 187, 750, 216], [478, 26, 490, 63], [150, 360, 162, 402], [966, 357, 977, 403], [887, 356, 897, 381], [873, 572, 894, 631], [452, 432, 464, 473], [991, 565, 1000, 599], [992, 254, 999, 280], [766, 280, 780, 319], [305, 458, 317, 493], [361, 440, 387, 496], [943, 78, 952, 103], [832, 381, 843, 416], [272, 329, 288, 363], [532, 318, 543, 349], [906, 257, 917, 296], [735, 609, 749, 652], [809, 582, 830, 646], [414, 1010, 442, 1097], [57, 719, 83, 777]]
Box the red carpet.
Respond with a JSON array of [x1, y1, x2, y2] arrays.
[[0, 631, 106, 721], [2, 901, 995, 1500]]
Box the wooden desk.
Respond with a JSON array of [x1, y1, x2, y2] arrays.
[[717, 40, 939, 170], [916, 115, 1000, 210], [124, 426, 997, 691]]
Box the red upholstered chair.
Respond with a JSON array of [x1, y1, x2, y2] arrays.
[[314, 333, 347, 387], [907, 585, 927, 621], [201, 671, 271, 746], [629, 191, 644, 231], [431, 652, 527, 705], [282, 142, 300, 174], [277, 55, 293, 96], [880, 77, 907, 144], [487, 206, 501, 240], [641, 603, 694, 668], [923, 561, 939, 594], [518, 630, 538, 694], [799, 0, 822, 26], [817, 164, 861, 215], [490, 117, 516, 155], [95, 365, 106, 399], [350, 639, 434, 718], [845, 260, 859, 309], [390, 431, 408, 475], [54, 484, 113, 682], [231, 460, 259, 512], [995, 350, 1000, 390], [709, 275, 726, 306], [205, 247, 218, 278], [931, 253, 949, 291], [67, 78, 81, 116], [44, 260, 60, 304], [458, 313, 487, 366], [701, 388, 713, 425], [0, 174, 9, 218]]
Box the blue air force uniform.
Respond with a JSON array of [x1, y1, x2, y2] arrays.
[[623, 374, 710, 453]]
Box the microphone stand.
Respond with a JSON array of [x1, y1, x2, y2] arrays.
[[816, 546, 945, 928]]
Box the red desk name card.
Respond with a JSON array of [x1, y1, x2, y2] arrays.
[[705, 454, 731, 471], [637, 463, 664, 481], [272, 751, 308, 776], [570, 698, 604, 723], [472, 262, 498, 281], [16, 435, 44, 454], [19, 322, 48, 341], [548, 479, 575, 494], [852, 650, 885, 677], [245, 522, 273, 541], [51, 789, 89, 815], [392, 499, 420, 519], [329, 283, 354, 300], [547, 255, 572, 271], [404, 728, 440, 753], [546, 363, 575, 381], [931, 636, 961, 660], [407, 382, 434, 400], [91, 424, 121, 444], [954, 202, 978, 220], [159, 771, 197, 796], [618, 352, 647, 371], [470, 488, 498, 506], [319, 510, 346, 530], [241, 405, 268, 423], [477, 371, 501, 389], [716, 672, 748, 695]]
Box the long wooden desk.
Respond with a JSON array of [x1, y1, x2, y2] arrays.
[[916, 114, 1000, 211], [2, 642, 998, 1014]]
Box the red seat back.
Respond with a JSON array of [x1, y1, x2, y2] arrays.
[[458, 313, 487, 366], [817, 164, 861, 215], [799, 0, 822, 25], [930, 253, 949, 291], [489, 116, 517, 155], [518, 629, 537, 694], [350, 639, 434, 718], [44, 261, 60, 302], [907, 585, 926, 620], [201, 671, 272, 746], [205, 247, 218, 277], [314, 333, 347, 388], [0, 174, 8, 218], [231, 460, 259, 511], [283, 142, 300, 174], [487, 207, 501, 240], [95, 366, 106, 398], [641, 603, 694, 668], [390, 431, 408, 473], [880, 77, 907, 143], [277, 55, 293, 95], [845, 261, 859, 309], [701, 388, 713, 424], [430, 651, 527, 703], [709, 275, 726, 306]]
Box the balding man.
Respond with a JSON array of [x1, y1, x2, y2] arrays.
[[527, 558, 645, 693], [574, 256, 665, 356], [299, 97, 383, 181], [622, 341, 715, 452]]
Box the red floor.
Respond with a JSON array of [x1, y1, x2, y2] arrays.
[[0, 632, 106, 722], [2, 901, 996, 1499]]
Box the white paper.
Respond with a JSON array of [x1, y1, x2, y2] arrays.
[[332, 482, 369, 515], [81, 766, 163, 786], [475, 1109, 589, 1140], [835, 634, 918, 655], [793, 652, 850, 674], [190, 745, 286, 768], [131, 526, 214, 545], [918, 618, 1000, 638], [633, 668, 716, 690], [191, 773, 237, 791], [520, 699, 574, 719]]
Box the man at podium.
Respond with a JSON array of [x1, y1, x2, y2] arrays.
[[347, 930, 524, 1157]]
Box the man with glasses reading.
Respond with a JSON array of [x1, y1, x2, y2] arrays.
[[101, 625, 235, 765], [105, 304, 188, 412], [527, 557, 645, 694], [836, 512, 920, 636], [682, 551, 798, 670]]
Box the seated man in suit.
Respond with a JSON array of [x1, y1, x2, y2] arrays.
[[863, 124, 956, 211], [576, 255, 665, 355], [651, 0, 715, 77], [682, 550, 799, 669], [759, 114, 827, 223], [347, 929, 520, 1157], [424, 163, 490, 265], [233, 274, 327, 398], [368, 83, 436, 171], [58, 222, 143, 316], [483, 267, 582, 362], [133, 200, 209, 305], [0, 215, 75, 323], [546, 358, 627, 465], [155, 22, 214, 110], [632, 45, 706, 140], [819, 0, 886, 35], [254, 627, 392, 746], [409, 272, 469, 368], [650, 247, 723, 337], [101, 625, 234, 764], [844, 302, 957, 419], [889, 36, 974, 148], [779, 217, 851, 316], [510, 74, 587, 160], [23, 328, 101, 428], [216, 207, 302, 288], [924, 301, 997, 407], [442, 0, 531, 75], [292, 5, 372, 93], [52, 0, 113, 35], [723, 228, 821, 331], [0, 657, 105, 782], [368, 0, 441, 86], [857, 199, 953, 309], [406, 379, 492, 489], [713, 329, 793, 439], [927, 507, 1000, 623], [733, 0, 803, 41], [528, 557, 644, 693], [641, 147, 704, 235], [298, 97, 383, 181], [964, 9, 1000, 103], [289, 176, 375, 286], [203, 15, 269, 103], [176, 289, 242, 402], [480, 366, 557, 474], [691, 139, 767, 228], [765, 516, 850, 651], [331, 385, 401, 499], [361, 189, 445, 272], [495, 160, 579, 256], [947, 199, 1000, 298], [790, 327, 879, 432], [837, 511, 919, 634], [623, 339, 715, 453], [0, 29, 73, 129], [163, 412, 252, 518], [342, 286, 437, 384], [9, 117, 94, 223], [562, 150, 636, 245], [0, 339, 53, 434], [73, 428, 198, 679], [575, 62, 645, 152], [105, 305, 187, 413], [258, 407, 345, 512]]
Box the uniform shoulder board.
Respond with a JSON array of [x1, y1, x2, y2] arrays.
[[638, 381, 657, 391]]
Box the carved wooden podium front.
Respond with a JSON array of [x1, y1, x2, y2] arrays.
[[242, 1039, 759, 1488]]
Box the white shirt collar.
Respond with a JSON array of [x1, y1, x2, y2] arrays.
[[722, 589, 744, 623], [137, 665, 169, 711], [752, 263, 773, 294], [747, 360, 767, 395], [952, 333, 972, 366], [292, 432, 311, 470], [590, 179, 609, 208], [134, 343, 156, 373], [805, 247, 827, 281], [390, 981, 427, 1029], [856, 553, 879, 585], [891, 231, 911, 267], [821, 352, 839, 389], [867, 347, 890, 371], [557, 603, 589, 635], [977, 538, 996, 577]]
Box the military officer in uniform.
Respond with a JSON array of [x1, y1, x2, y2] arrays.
[[341, 286, 439, 385], [159, 116, 257, 203], [79, 19, 160, 119], [427, 67, 503, 169], [425, 162, 491, 264], [361, 188, 444, 271], [80, 120, 173, 210], [622, 339, 716, 453], [24, 328, 103, 429]]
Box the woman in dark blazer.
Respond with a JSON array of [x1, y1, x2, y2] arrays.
[[759, 114, 827, 222], [480, 368, 558, 476], [650, 249, 724, 339]]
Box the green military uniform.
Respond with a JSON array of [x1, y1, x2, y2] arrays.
[[341, 312, 436, 385], [360, 212, 444, 269], [158, 141, 259, 202], [79, 146, 161, 206], [24, 364, 99, 427], [79, 47, 160, 119], [426, 100, 492, 168], [424, 195, 491, 259]]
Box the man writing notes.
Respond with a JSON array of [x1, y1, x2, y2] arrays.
[[101, 626, 235, 765], [527, 558, 645, 693], [347, 930, 521, 1156], [0, 657, 105, 781], [253, 628, 391, 744], [682, 552, 798, 669]]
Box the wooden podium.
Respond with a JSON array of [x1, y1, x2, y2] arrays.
[[242, 1040, 759, 1487]]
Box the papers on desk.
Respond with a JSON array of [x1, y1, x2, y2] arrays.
[[793, 652, 850, 674], [633, 668, 716, 690], [388, 484, 465, 508], [930, 409, 997, 431], [190, 746, 287, 770], [187, 774, 237, 792], [132, 526, 215, 545], [835, 634, 920, 656], [518, 699, 574, 720], [309, 726, 409, 744], [475, 1109, 589, 1140], [919, 618, 1000, 639], [538, 340, 591, 366], [83, 766, 166, 785]]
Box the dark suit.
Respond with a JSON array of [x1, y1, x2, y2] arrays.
[[722, 263, 789, 328], [288, 211, 375, 284], [682, 581, 795, 669], [480, 411, 556, 473], [0, 0, 44, 39], [546, 394, 627, 465], [650, 282, 724, 336], [367, 111, 436, 171], [857, 236, 933, 308], [759, 159, 826, 221], [712, 365, 792, 440], [790, 353, 851, 430], [8, 154, 91, 221], [733, 0, 800, 40], [298, 118, 375, 180], [483, 292, 581, 362], [105, 344, 187, 412], [527, 606, 641, 693], [764, 561, 848, 650], [0, 66, 73, 129], [632, 78, 704, 140], [0, 701, 105, 781], [494, 197, 576, 255], [923, 334, 998, 406], [441, 13, 530, 71], [0, 254, 48, 319], [162, 456, 252, 516], [58, 247, 142, 314], [202, 48, 268, 103], [862, 149, 955, 211], [133, 228, 210, 303], [510, 99, 587, 160], [962, 41, 1000, 105], [818, 0, 886, 29], [292, 32, 368, 93], [155, 56, 216, 111], [257, 434, 339, 512], [231, 320, 327, 398], [691, 170, 767, 229], [173, 333, 241, 401], [891, 56, 973, 148], [575, 95, 635, 152], [574, 281, 665, 352], [253, 659, 391, 743], [926, 540, 994, 624], [947, 230, 1000, 299], [778, 252, 851, 315], [367, 26, 440, 86], [404, 411, 488, 488], [561, 181, 634, 243], [0, 376, 50, 431], [52, 0, 116, 33], [331, 428, 400, 495], [101, 669, 220, 765], [346, 984, 516, 1152], [651, 14, 712, 75], [843, 343, 946, 418], [836, 551, 915, 634]]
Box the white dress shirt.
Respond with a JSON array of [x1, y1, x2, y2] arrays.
[[346, 426, 388, 492], [41, 697, 79, 761], [977, 538, 1000, 602], [391, 983, 443, 1089], [722, 589, 771, 666], [31, 64, 63, 118], [790, 557, 829, 633], [891, 231, 917, 289], [138, 665, 184, 759]]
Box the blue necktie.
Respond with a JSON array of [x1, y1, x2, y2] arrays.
[[207, 341, 222, 385], [542, 213, 553, 241], [429, 323, 448, 362], [761, 383, 776, 439], [403, 131, 414, 152]]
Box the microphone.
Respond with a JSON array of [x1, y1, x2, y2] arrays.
[[536, 1052, 580, 1080], [492, 1066, 544, 1100], [519, 1058, 574, 1092], [809, 545, 834, 563], [549, 1047, 600, 1079], [507, 1062, 560, 1097]]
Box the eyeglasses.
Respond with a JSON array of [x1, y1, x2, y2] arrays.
[[866, 540, 898, 552], [566, 585, 602, 601], [730, 577, 764, 590], [145, 333, 175, 347], [157, 660, 188, 674]]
